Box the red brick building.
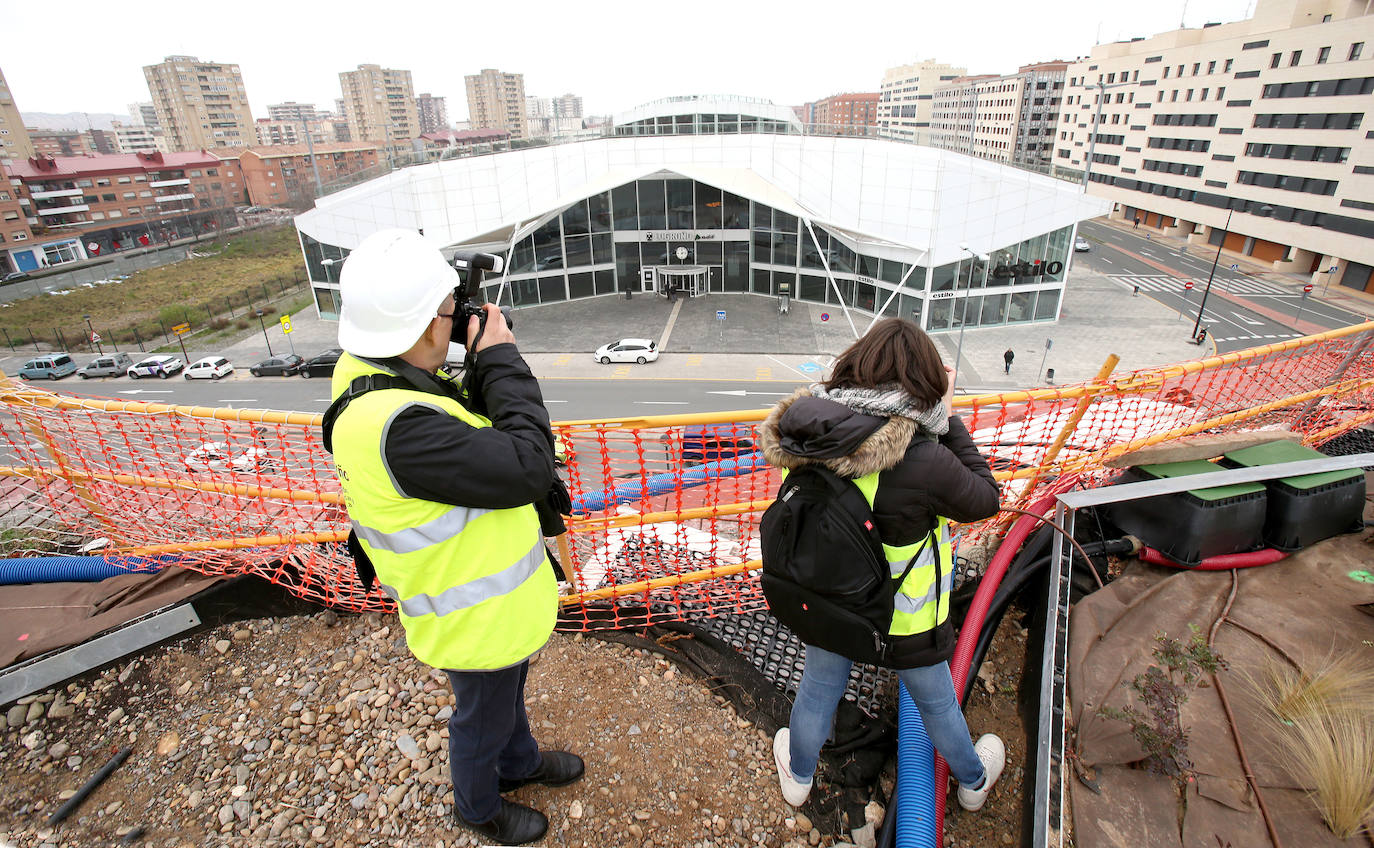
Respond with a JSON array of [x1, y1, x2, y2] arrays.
[[234, 142, 380, 209], [811, 93, 880, 132]]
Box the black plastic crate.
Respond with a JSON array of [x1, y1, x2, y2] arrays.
[[1107, 460, 1267, 567], [1221, 441, 1366, 551]]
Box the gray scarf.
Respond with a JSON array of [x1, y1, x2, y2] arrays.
[[810, 383, 950, 436]]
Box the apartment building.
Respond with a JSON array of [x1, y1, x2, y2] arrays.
[[811, 92, 881, 132], [267, 102, 320, 123], [932, 62, 1067, 166], [338, 65, 421, 158], [111, 121, 164, 154], [465, 69, 528, 140], [878, 59, 968, 141], [1, 185, 33, 275], [127, 101, 160, 130], [29, 129, 92, 158], [415, 93, 448, 134], [2, 150, 238, 271], [236, 143, 380, 208], [144, 56, 255, 151], [552, 94, 583, 119], [1055, 0, 1374, 293], [254, 118, 333, 147], [0, 67, 35, 162]]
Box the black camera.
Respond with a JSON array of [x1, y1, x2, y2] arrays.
[[450, 250, 513, 346]]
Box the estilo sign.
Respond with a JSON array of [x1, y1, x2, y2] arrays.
[[990, 260, 1064, 280]]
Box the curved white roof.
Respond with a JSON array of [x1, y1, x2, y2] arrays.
[[294, 134, 1109, 269], [613, 95, 803, 130]]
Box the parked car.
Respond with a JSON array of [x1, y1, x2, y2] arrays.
[[185, 356, 234, 380], [128, 355, 184, 379], [77, 352, 133, 379], [183, 442, 277, 474], [249, 354, 303, 377], [661, 424, 756, 464], [1074, 237, 1091, 252], [299, 348, 342, 378], [593, 338, 659, 364], [18, 353, 77, 380], [2, 270, 29, 283]]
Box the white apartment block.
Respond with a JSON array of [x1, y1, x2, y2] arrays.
[[127, 101, 159, 129], [553, 93, 583, 118], [933, 63, 1067, 167], [110, 120, 165, 154], [143, 56, 255, 151], [254, 118, 332, 147], [267, 102, 321, 123], [338, 65, 421, 156], [1055, 0, 1374, 294], [879, 59, 968, 142], [466, 69, 528, 140]]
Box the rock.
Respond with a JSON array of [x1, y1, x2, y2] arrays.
[[435, 705, 453, 722], [628, 823, 644, 839], [25, 702, 44, 723], [104, 800, 122, 815], [350, 793, 367, 811], [233, 799, 251, 821], [232, 629, 252, 642], [47, 704, 74, 720], [214, 640, 230, 654], [396, 733, 420, 760], [21, 730, 43, 750], [5, 704, 25, 728], [47, 742, 69, 760], [300, 711, 317, 725], [568, 800, 583, 819], [794, 813, 812, 831], [217, 804, 235, 827], [809, 827, 822, 845], [311, 824, 327, 840], [320, 610, 340, 627], [627, 724, 642, 736], [864, 801, 884, 825], [384, 785, 406, 806], [633, 809, 651, 821], [187, 790, 203, 809], [1002, 834, 1014, 845], [106, 707, 125, 724], [156, 731, 181, 756]]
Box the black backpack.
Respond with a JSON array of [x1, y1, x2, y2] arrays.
[[759, 464, 936, 666]]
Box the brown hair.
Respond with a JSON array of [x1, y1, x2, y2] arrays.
[[823, 318, 947, 406]]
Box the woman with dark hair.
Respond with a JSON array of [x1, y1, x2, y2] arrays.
[[759, 317, 1004, 812]]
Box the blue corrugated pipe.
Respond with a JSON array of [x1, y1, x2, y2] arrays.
[[896, 681, 938, 848], [571, 452, 766, 514], [0, 555, 165, 586]]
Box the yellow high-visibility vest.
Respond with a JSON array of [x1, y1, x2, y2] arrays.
[[329, 353, 556, 670], [850, 472, 954, 637]]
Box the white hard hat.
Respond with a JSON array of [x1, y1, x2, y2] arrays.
[[337, 229, 458, 358]]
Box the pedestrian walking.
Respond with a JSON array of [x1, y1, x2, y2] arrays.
[[1002, 348, 1014, 375], [1133, 216, 1140, 230]]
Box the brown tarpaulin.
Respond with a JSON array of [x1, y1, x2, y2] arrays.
[[0, 569, 220, 670], [1068, 481, 1374, 847]]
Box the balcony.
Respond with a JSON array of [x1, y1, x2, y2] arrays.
[[36, 203, 90, 216], [149, 178, 190, 188], [28, 187, 84, 200], [155, 193, 196, 204]]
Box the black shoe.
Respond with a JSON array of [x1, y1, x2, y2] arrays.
[[499, 750, 586, 793], [453, 799, 548, 845]]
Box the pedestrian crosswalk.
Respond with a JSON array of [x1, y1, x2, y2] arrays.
[[1107, 274, 1295, 297]]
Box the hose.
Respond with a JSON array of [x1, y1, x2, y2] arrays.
[[571, 452, 766, 514], [0, 555, 165, 586], [1138, 546, 1287, 570], [895, 681, 938, 848]]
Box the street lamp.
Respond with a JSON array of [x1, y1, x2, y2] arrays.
[[1192, 204, 1273, 340], [954, 242, 990, 381], [255, 308, 274, 357], [1080, 80, 1133, 188], [84, 314, 102, 354]]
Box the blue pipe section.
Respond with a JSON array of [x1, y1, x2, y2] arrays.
[[571, 451, 767, 514], [0, 555, 167, 586], [896, 681, 938, 848]]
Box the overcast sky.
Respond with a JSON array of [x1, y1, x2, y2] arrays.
[[8, 0, 1257, 123]]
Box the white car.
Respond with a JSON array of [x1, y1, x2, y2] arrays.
[[128, 354, 184, 379], [593, 338, 659, 364], [183, 442, 277, 474], [185, 356, 234, 380], [1074, 237, 1091, 252]]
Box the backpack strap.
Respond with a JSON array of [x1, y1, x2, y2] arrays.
[[320, 373, 413, 454]]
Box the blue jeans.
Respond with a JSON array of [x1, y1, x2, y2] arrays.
[[445, 662, 542, 823], [788, 644, 986, 786]]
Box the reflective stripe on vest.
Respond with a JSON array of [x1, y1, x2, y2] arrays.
[[379, 537, 546, 618], [352, 504, 486, 554], [850, 469, 956, 637]]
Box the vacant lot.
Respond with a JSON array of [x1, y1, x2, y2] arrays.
[[0, 226, 305, 345]]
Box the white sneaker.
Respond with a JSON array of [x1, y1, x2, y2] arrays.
[[773, 727, 813, 807], [957, 734, 1006, 812]]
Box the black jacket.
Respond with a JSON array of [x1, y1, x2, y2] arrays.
[[760, 388, 1000, 668]]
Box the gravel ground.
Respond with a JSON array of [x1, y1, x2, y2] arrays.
[[0, 611, 888, 848]]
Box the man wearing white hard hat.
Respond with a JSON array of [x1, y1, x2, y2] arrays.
[[324, 229, 581, 845]]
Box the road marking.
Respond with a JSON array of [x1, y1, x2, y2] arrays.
[[764, 354, 815, 381], [707, 390, 794, 397], [117, 389, 173, 395], [215, 399, 259, 402], [687, 354, 703, 367], [1232, 313, 1263, 326], [1100, 257, 1113, 264], [635, 401, 689, 405], [543, 400, 568, 403]]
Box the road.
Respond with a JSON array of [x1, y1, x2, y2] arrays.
[[1075, 220, 1367, 353], [30, 373, 805, 422]]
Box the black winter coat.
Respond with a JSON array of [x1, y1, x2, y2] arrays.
[[759, 389, 1000, 668]]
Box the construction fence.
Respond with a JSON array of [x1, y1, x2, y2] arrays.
[[0, 321, 1369, 630]]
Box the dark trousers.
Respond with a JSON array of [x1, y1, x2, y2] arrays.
[[445, 661, 541, 822]]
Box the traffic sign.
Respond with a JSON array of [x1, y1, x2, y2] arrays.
[[1229, 264, 1240, 272], [90, 332, 101, 343], [280, 315, 293, 334], [715, 310, 726, 321], [1303, 283, 1313, 293], [172, 323, 190, 336], [1184, 281, 1195, 290], [820, 312, 830, 322]]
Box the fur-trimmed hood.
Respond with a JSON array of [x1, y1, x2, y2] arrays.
[[759, 387, 916, 478]]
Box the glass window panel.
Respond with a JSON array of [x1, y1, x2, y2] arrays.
[[589, 192, 611, 232], [854, 281, 877, 312], [753, 228, 772, 264], [752, 268, 772, 294], [857, 253, 878, 279], [746, 267, 773, 293], [595, 268, 616, 295], [615, 242, 640, 290], [723, 191, 749, 228], [532, 217, 561, 269], [1034, 289, 1060, 320], [641, 241, 668, 267], [799, 274, 826, 303], [932, 262, 957, 291], [637, 180, 666, 229], [509, 238, 536, 273], [537, 276, 566, 303], [561, 201, 589, 236], [899, 294, 923, 327], [831, 277, 856, 306], [612, 184, 638, 230], [725, 242, 749, 289], [830, 240, 856, 273], [753, 203, 774, 231], [1009, 291, 1036, 322], [979, 292, 1008, 325], [773, 231, 798, 267], [511, 279, 540, 307], [928, 297, 954, 330], [565, 235, 592, 268], [950, 294, 974, 328], [314, 286, 340, 320], [1024, 233, 1049, 263], [666, 179, 693, 229], [568, 272, 594, 299], [696, 240, 723, 264], [904, 266, 927, 290], [695, 183, 722, 229], [775, 211, 798, 235], [801, 230, 827, 270], [591, 233, 613, 265], [879, 259, 906, 284]]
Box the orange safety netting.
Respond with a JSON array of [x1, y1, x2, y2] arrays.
[[0, 321, 1370, 631]]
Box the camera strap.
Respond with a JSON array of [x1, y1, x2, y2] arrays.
[[320, 357, 461, 453]]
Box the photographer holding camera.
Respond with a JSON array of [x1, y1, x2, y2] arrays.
[[325, 229, 580, 845]]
